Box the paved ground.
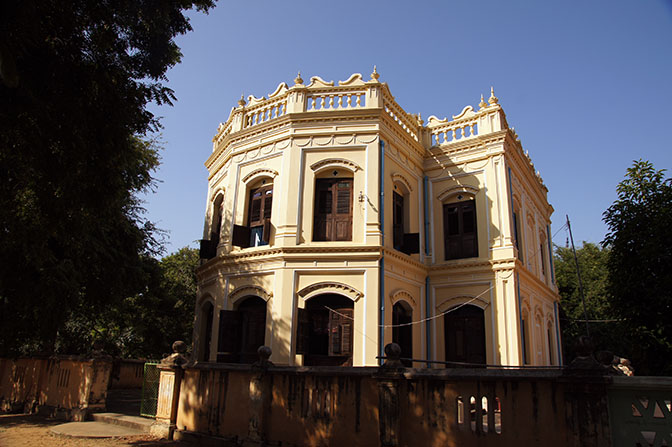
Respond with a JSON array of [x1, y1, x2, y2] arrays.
[[0, 414, 181, 447]]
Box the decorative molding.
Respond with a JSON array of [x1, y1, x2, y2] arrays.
[[298, 281, 363, 302], [229, 285, 272, 303], [210, 188, 225, 203], [310, 158, 362, 172], [391, 172, 413, 192], [268, 82, 289, 98], [338, 73, 365, 86], [389, 289, 417, 307], [242, 168, 279, 184], [452, 105, 476, 120], [437, 295, 489, 312], [246, 94, 266, 105], [437, 184, 479, 202], [307, 76, 334, 88], [197, 293, 215, 305]]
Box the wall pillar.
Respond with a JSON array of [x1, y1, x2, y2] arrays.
[[151, 341, 188, 440], [244, 346, 273, 446]]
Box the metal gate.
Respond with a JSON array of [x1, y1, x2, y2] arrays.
[[140, 362, 160, 418]]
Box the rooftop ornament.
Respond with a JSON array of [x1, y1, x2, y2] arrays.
[[488, 86, 499, 105], [370, 65, 380, 81], [479, 94, 488, 109], [294, 71, 303, 85], [238, 94, 246, 107]]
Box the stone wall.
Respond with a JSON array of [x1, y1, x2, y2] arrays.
[[0, 356, 112, 421], [171, 362, 614, 446]]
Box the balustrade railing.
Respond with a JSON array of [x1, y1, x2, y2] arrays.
[[242, 95, 288, 129], [429, 116, 479, 146], [382, 94, 419, 142], [212, 75, 429, 147], [306, 90, 366, 111]]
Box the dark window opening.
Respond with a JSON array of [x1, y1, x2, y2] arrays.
[[521, 314, 531, 365], [313, 178, 353, 241], [547, 326, 554, 365], [200, 302, 214, 361], [232, 184, 273, 248], [217, 296, 267, 363], [444, 305, 486, 367], [297, 294, 353, 366], [443, 199, 478, 260], [392, 302, 413, 367], [513, 211, 523, 262], [392, 191, 419, 255]]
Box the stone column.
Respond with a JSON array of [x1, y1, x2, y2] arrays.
[[151, 341, 188, 440]]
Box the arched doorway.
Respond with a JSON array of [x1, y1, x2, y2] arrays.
[[444, 304, 486, 367], [218, 296, 267, 363], [199, 301, 214, 362], [392, 301, 412, 367], [297, 294, 354, 366]]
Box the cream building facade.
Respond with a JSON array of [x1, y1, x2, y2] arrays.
[[194, 69, 561, 368]]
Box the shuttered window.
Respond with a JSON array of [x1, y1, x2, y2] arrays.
[[393, 192, 404, 250], [298, 295, 354, 366], [232, 184, 273, 248], [313, 178, 353, 241], [443, 199, 478, 260]]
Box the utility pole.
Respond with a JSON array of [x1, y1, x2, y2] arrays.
[[566, 215, 590, 337]]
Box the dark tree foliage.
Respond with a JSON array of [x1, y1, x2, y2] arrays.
[[554, 243, 629, 361], [602, 160, 672, 375], [0, 0, 213, 355], [58, 247, 199, 359]]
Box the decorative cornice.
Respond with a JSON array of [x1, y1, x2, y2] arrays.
[[437, 295, 489, 312], [242, 168, 279, 183], [297, 281, 363, 302], [391, 172, 413, 192], [229, 285, 273, 303], [310, 158, 362, 172], [390, 289, 417, 307], [437, 184, 479, 202]]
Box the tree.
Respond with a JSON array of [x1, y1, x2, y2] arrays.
[[554, 243, 627, 360], [53, 247, 199, 359], [602, 160, 672, 375], [0, 1, 214, 355]]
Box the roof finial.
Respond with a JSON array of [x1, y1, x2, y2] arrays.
[[488, 86, 499, 105], [479, 94, 487, 109], [294, 71, 303, 85], [238, 94, 246, 107], [371, 65, 380, 81]]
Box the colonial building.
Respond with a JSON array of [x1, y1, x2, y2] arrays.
[[194, 69, 561, 368]]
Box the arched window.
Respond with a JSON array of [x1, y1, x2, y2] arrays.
[[313, 173, 353, 241], [217, 296, 267, 363], [392, 301, 413, 367], [442, 193, 478, 260], [199, 301, 214, 362], [392, 180, 419, 255], [297, 294, 354, 366], [521, 308, 531, 365], [444, 305, 486, 366], [512, 198, 523, 262], [547, 320, 556, 365], [232, 178, 273, 248]]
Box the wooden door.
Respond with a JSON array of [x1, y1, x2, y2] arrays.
[[444, 305, 486, 366]]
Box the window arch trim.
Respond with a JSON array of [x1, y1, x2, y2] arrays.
[[437, 184, 479, 202], [229, 285, 272, 305], [297, 281, 363, 304]]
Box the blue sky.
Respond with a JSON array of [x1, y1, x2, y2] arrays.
[[143, 0, 672, 254]]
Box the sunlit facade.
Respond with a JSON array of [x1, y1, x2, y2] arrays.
[[194, 70, 561, 368]]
